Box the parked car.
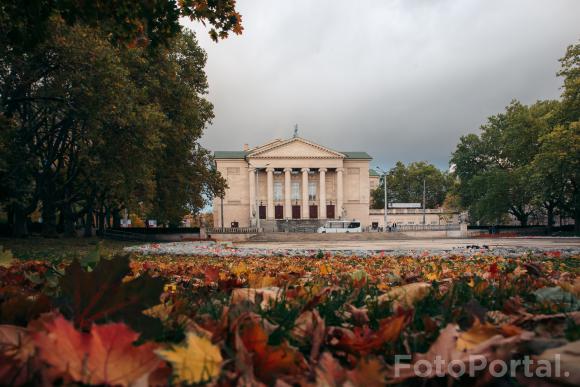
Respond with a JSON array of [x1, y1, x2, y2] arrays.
[[317, 220, 362, 233]]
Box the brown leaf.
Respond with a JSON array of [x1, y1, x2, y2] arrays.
[[346, 357, 388, 387], [290, 309, 325, 361]]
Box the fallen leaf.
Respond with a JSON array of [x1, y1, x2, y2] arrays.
[[231, 287, 281, 309], [57, 255, 165, 338], [346, 357, 388, 387], [34, 315, 160, 386], [378, 282, 431, 309], [156, 333, 223, 384], [236, 314, 308, 384], [530, 340, 580, 386]]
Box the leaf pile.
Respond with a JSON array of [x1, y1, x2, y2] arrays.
[[0, 251, 579, 385]]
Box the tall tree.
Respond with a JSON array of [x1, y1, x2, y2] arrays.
[[451, 100, 559, 226], [0, 0, 238, 236], [371, 161, 452, 209]]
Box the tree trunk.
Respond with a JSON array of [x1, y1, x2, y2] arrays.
[[63, 203, 76, 237], [105, 206, 111, 230], [97, 206, 105, 236], [12, 205, 29, 238], [546, 205, 555, 234], [84, 204, 94, 237], [112, 208, 121, 228], [41, 201, 58, 238]]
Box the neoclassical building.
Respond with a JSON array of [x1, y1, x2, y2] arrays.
[[213, 136, 374, 228]]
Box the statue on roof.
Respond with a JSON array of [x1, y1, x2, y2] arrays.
[[293, 124, 298, 138]]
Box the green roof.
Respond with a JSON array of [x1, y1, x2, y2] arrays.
[[213, 151, 248, 159], [369, 168, 380, 177], [341, 151, 372, 159], [213, 150, 372, 160]]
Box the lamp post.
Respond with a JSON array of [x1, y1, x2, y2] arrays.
[[375, 166, 388, 231], [422, 178, 426, 225]]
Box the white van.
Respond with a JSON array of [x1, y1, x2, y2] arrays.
[[317, 220, 362, 233]]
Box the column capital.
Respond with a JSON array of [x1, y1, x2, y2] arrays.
[[319, 167, 328, 173], [283, 167, 293, 173], [265, 167, 275, 172], [248, 167, 256, 172], [301, 167, 310, 173], [336, 167, 345, 173]]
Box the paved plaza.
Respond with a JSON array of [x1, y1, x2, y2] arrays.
[[125, 237, 580, 258], [237, 237, 580, 252]]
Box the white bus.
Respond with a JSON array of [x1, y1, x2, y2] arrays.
[[317, 220, 362, 233]]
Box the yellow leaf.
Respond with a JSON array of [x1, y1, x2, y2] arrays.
[[425, 272, 439, 281], [231, 262, 248, 276], [0, 247, 15, 268], [456, 320, 499, 351], [319, 263, 332, 276], [247, 274, 276, 288], [156, 333, 222, 384], [378, 282, 431, 309]]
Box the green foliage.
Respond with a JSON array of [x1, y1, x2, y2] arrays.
[[0, 0, 242, 49], [452, 41, 580, 229], [0, 17, 227, 235], [371, 161, 453, 209]]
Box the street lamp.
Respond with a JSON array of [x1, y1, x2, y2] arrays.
[[375, 166, 388, 231]]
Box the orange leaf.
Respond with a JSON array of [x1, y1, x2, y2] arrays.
[[328, 312, 410, 354], [34, 315, 161, 386], [237, 316, 308, 384]]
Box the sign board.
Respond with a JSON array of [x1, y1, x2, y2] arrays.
[[147, 219, 157, 228], [120, 219, 132, 228], [389, 203, 422, 209]]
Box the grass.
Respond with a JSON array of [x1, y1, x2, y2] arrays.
[[0, 236, 139, 261]]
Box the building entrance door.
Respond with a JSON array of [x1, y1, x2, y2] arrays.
[[326, 204, 335, 219], [259, 205, 266, 220], [274, 205, 284, 219], [309, 205, 318, 219], [292, 205, 301, 219]]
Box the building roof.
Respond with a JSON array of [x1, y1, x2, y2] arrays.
[[213, 151, 249, 159], [214, 150, 372, 160], [369, 168, 380, 177], [341, 151, 373, 160]]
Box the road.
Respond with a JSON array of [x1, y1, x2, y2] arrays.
[[236, 237, 580, 251]]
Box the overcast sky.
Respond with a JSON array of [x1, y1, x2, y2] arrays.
[[183, 0, 580, 170]]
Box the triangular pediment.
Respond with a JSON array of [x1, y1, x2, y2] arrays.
[[248, 137, 345, 159]]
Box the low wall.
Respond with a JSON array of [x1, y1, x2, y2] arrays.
[[209, 233, 256, 242]]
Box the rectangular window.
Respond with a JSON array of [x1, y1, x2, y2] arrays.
[[274, 182, 283, 201], [226, 167, 240, 175], [291, 182, 300, 200], [308, 182, 317, 201]]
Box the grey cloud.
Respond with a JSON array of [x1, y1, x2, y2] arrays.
[[182, 0, 580, 170]]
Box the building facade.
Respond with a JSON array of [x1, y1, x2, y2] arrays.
[[213, 136, 373, 228]]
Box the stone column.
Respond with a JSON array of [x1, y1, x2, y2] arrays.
[[266, 167, 274, 219], [284, 168, 292, 219], [301, 168, 309, 219], [336, 167, 344, 219], [248, 167, 256, 222], [319, 168, 327, 219]]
